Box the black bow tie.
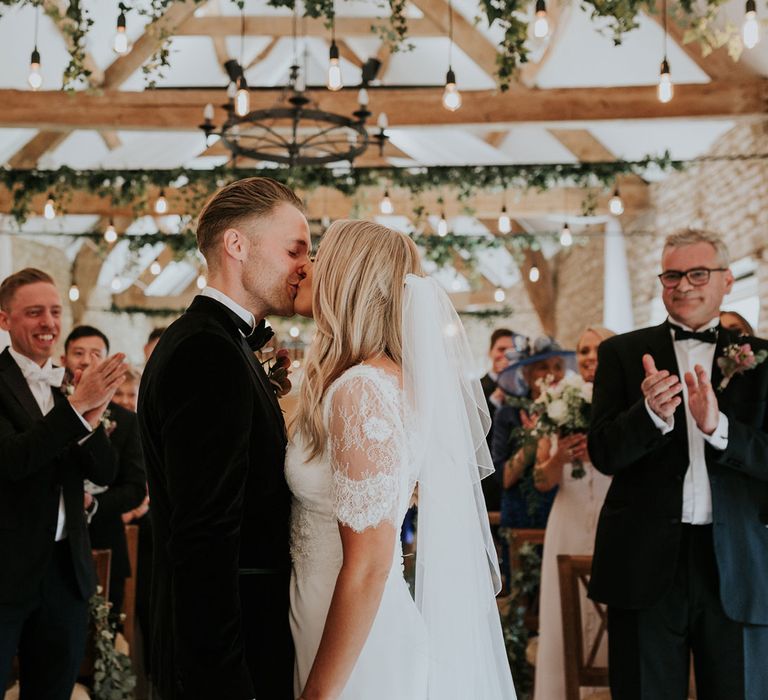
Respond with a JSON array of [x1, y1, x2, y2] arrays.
[[670, 323, 718, 344], [244, 320, 275, 352]]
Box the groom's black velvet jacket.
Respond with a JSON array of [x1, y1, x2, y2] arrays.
[[138, 295, 291, 699], [587, 322, 768, 624]]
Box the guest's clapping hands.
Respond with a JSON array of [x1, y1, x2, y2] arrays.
[[642, 354, 682, 422], [684, 364, 719, 435], [67, 353, 127, 429]]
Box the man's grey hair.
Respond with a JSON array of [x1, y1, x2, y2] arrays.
[[663, 228, 730, 267]]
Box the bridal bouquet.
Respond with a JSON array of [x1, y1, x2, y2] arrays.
[[527, 374, 592, 478]]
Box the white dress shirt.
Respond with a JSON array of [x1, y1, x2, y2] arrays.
[[645, 317, 729, 524], [200, 286, 256, 335], [8, 347, 92, 541]]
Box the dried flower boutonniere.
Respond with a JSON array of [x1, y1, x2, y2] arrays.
[[263, 349, 292, 398], [716, 343, 768, 392]]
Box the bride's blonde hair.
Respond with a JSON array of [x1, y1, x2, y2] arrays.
[[293, 219, 423, 459]]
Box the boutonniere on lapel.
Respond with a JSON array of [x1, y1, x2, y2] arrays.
[[262, 349, 292, 399], [716, 343, 768, 392], [62, 381, 118, 435]]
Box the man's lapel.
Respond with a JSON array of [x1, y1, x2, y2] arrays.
[[710, 325, 733, 402], [0, 348, 43, 421], [237, 336, 286, 432]]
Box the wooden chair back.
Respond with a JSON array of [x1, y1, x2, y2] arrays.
[[121, 524, 139, 650], [556, 554, 609, 700]]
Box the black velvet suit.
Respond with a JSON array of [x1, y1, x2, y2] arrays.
[[588, 322, 768, 698], [87, 402, 146, 616], [138, 295, 292, 700], [0, 347, 117, 696]]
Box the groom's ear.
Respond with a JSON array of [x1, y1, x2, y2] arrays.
[[222, 227, 249, 263]]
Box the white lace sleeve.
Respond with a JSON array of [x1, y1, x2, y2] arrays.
[[328, 373, 403, 533]]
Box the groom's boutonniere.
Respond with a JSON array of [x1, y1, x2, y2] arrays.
[[263, 348, 292, 398], [716, 343, 768, 392]]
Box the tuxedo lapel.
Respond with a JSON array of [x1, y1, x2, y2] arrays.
[[237, 336, 286, 431], [0, 348, 43, 421], [710, 325, 733, 401]]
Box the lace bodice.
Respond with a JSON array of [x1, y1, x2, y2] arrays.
[[285, 365, 417, 575]]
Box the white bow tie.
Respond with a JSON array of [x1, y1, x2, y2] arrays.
[[23, 364, 65, 387]]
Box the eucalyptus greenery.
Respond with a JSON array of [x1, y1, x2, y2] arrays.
[[88, 590, 137, 700]]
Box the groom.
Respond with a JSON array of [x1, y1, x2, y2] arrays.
[[138, 177, 310, 699], [588, 229, 768, 699]]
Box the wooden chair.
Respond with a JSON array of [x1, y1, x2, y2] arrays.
[[556, 554, 609, 700], [121, 524, 139, 651], [508, 528, 545, 631]]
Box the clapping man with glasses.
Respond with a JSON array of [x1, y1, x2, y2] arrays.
[[587, 229, 768, 700]]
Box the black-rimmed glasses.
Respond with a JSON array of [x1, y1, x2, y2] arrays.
[[657, 267, 727, 289]]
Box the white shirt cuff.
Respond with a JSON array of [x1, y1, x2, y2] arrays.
[[489, 393, 503, 409], [68, 401, 95, 443], [701, 412, 728, 450], [645, 398, 674, 435]]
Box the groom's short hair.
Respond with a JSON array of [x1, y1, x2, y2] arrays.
[[196, 177, 303, 264], [663, 228, 730, 266]]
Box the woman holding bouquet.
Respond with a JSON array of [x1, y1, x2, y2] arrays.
[[532, 326, 615, 700]]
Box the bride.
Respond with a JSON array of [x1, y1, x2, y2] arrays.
[[286, 220, 516, 700]]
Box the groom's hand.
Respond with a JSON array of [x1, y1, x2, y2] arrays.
[[642, 354, 682, 422], [684, 364, 719, 435]]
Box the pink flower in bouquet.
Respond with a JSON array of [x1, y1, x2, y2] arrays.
[[716, 343, 768, 391]]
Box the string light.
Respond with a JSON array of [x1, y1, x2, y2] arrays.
[[559, 223, 573, 247], [196, 274, 207, 290], [289, 326, 300, 338], [28, 8, 42, 90], [68, 284, 80, 302], [437, 213, 449, 237], [150, 261, 162, 276], [110, 276, 122, 292], [379, 189, 394, 214], [529, 265, 540, 283], [498, 204, 511, 234], [113, 3, 129, 55], [235, 76, 250, 117], [43, 193, 55, 220], [609, 187, 625, 215], [442, 1, 462, 112], [494, 287, 506, 303], [154, 189, 168, 214], [743, 0, 760, 49], [658, 0, 673, 104], [533, 0, 550, 39], [103, 220, 118, 243]]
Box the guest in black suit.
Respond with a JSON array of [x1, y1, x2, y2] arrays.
[[61, 325, 146, 624], [138, 177, 310, 700], [589, 229, 768, 699], [0, 268, 126, 700]]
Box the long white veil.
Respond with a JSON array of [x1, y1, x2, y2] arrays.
[[403, 274, 517, 699]]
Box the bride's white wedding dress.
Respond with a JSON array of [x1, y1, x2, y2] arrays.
[[285, 364, 429, 699]]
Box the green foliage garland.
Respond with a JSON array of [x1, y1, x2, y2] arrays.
[[89, 590, 136, 700]]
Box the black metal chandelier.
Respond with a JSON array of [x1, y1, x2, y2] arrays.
[[199, 55, 389, 167]]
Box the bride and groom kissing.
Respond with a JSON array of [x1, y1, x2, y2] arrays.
[[137, 177, 516, 700]]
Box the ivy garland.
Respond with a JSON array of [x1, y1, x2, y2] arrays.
[[1, 0, 758, 92]]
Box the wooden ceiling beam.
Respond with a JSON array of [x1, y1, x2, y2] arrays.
[[2, 81, 763, 134], [176, 15, 442, 37], [0, 182, 650, 220]]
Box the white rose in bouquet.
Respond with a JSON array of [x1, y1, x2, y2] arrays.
[[546, 398, 569, 425]]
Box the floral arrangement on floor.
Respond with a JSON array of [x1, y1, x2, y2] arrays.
[[88, 589, 136, 700]]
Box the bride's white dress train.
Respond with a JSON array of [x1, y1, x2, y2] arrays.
[[286, 365, 429, 700]]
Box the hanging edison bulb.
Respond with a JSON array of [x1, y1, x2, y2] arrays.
[[113, 8, 129, 54], [379, 189, 394, 215], [559, 223, 573, 247], [498, 205, 511, 234], [327, 40, 343, 91], [529, 265, 540, 283], [68, 284, 80, 302], [28, 47, 42, 90], [104, 221, 118, 243], [442, 68, 462, 112], [150, 261, 162, 276], [533, 0, 550, 38], [743, 0, 760, 49], [235, 77, 250, 117], [609, 188, 625, 215], [437, 213, 449, 237], [43, 193, 56, 220], [657, 58, 673, 104], [155, 189, 168, 215], [494, 287, 506, 303], [196, 274, 207, 290]]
